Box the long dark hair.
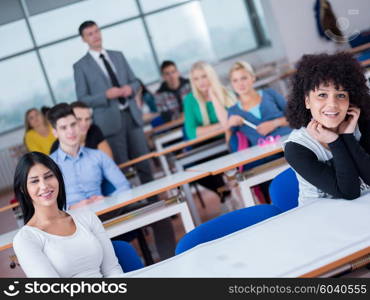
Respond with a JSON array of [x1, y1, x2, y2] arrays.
[[13, 152, 66, 224]]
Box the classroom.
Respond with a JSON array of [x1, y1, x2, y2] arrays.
[[0, 0, 369, 284]]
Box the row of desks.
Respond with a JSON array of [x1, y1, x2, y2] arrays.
[[126, 192, 370, 278], [4, 150, 368, 279], [2, 133, 370, 278], [0, 139, 286, 253], [119, 127, 226, 171]]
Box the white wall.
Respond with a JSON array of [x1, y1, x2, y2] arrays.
[[268, 0, 370, 64]]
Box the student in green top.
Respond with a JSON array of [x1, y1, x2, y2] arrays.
[[183, 61, 238, 212], [184, 61, 237, 140]]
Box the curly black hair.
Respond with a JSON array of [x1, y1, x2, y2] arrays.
[[286, 52, 370, 129]]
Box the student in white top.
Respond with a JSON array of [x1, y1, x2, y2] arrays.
[[12, 152, 124, 278]]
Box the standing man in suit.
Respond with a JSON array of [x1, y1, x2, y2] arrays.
[[73, 20, 152, 184], [73, 21, 176, 260]]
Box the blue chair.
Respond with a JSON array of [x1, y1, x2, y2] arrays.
[[112, 240, 144, 272], [229, 130, 283, 171], [151, 115, 165, 128], [175, 204, 282, 254], [269, 168, 299, 213]]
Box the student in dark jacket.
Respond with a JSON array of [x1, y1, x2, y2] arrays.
[[155, 60, 191, 121]]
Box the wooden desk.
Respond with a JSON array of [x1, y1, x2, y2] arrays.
[[88, 170, 209, 223], [361, 59, 370, 67], [151, 117, 184, 134], [154, 128, 184, 176], [154, 127, 225, 176], [117, 152, 157, 169], [348, 42, 370, 55], [126, 192, 370, 277], [187, 137, 286, 175], [155, 128, 225, 157]]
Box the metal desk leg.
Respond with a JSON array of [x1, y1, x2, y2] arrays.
[[182, 183, 201, 226], [158, 154, 172, 176], [178, 202, 196, 232], [239, 180, 256, 208]]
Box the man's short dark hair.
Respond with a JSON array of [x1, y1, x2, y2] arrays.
[[78, 20, 97, 36], [47, 103, 76, 129], [160, 60, 177, 73], [40, 106, 50, 117], [70, 101, 90, 110]]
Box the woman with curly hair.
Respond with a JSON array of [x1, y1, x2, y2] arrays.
[[284, 52, 370, 205]]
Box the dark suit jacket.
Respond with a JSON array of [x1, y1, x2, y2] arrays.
[[73, 50, 142, 137]]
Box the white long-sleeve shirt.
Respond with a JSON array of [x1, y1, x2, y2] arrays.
[[13, 209, 124, 278]]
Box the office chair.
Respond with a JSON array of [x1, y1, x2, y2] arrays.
[[112, 240, 144, 272], [175, 204, 281, 254], [269, 167, 299, 213]]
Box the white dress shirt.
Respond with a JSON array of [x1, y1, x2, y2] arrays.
[[89, 49, 127, 110]]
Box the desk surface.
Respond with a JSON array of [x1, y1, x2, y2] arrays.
[[127, 193, 370, 277], [117, 152, 157, 169], [152, 117, 184, 134], [0, 170, 210, 252], [155, 128, 225, 156], [88, 170, 210, 216], [187, 138, 286, 175]]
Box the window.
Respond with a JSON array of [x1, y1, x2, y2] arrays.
[[29, 0, 139, 45], [0, 53, 53, 133], [103, 20, 159, 83], [39, 37, 86, 103], [146, 2, 216, 72], [139, 0, 189, 13], [201, 0, 258, 59], [0, 0, 269, 134], [0, 20, 33, 59]]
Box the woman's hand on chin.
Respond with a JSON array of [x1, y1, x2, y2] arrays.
[[338, 107, 361, 134], [307, 119, 338, 144]]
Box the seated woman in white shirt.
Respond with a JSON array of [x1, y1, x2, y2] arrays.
[[12, 151, 124, 278]]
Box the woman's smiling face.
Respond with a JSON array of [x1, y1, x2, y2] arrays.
[[305, 82, 350, 129], [26, 163, 59, 208]]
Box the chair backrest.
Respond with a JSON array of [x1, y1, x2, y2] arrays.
[[112, 240, 144, 272], [269, 168, 299, 213], [229, 131, 249, 153], [101, 179, 116, 196], [151, 115, 165, 128], [175, 204, 281, 255]]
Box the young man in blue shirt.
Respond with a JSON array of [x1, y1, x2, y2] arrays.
[[48, 103, 130, 209], [48, 103, 176, 259]]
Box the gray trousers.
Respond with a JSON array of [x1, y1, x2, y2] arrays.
[[106, 109, 176, 260]]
